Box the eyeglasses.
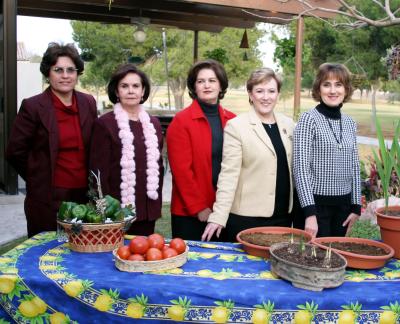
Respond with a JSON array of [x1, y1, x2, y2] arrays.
[[52, 67, 78, 75]]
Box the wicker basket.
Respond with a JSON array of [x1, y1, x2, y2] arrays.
[[58, 221, 127, 253], [113, 246, 189, 272]]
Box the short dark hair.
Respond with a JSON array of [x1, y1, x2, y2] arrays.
[[187, 59, 228, 100], [40, 42, 84, 77], [312, 63, 353, 103], [107, 63, 151, 104]]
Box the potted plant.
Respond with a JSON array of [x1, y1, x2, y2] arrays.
[[269, 241, 347, 291], [374, 118, 400, 258]]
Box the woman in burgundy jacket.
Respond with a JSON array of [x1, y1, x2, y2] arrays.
[[6, 43, 97, 237], [89, 64, 163, 235], [166, 59, 236, 240]]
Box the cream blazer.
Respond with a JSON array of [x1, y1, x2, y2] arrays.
[[208, 109, 295, 227]]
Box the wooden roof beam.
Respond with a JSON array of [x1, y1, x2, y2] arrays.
[[32, 0, 294, 22], [186, 0, 341, 18], [18, 0, 255, 29]]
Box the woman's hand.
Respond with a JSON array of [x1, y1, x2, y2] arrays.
[[305, 215, 318, 238], [197, 208, 212, 222], [343, 213, 360, 236], [201, 222, 223, 241]]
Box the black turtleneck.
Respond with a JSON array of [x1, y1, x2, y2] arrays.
[[316, 101, 342, 119], [198, 99, 223, 189]]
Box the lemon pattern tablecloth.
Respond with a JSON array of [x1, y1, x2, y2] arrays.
[[0, 232, 399, 323]]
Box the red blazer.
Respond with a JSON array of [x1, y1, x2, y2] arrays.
[[6, 87, 97, 203], [166, 99, 236, 216], [89, 111, 164, 222]]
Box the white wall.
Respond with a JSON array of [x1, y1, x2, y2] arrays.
[[17, 62, 42, 110]]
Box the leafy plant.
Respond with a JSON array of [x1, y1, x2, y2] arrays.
[[347, 219, 381, 240], [372, 119, 400, 211]]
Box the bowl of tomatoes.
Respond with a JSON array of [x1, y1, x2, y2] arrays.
[[113, 234, 188, 272]]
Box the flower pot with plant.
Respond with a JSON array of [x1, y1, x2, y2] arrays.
[[373, 119, 400, 258]]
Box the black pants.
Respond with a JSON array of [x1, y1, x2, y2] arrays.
[[223, 213, 293, 243], [315, 204, 350, 237], [172, 215, 223, 241]]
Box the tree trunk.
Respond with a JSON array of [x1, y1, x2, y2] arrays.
[[370, 84, 378, 134], [148, 85, 159, 108], [169, 76, 186, 110]]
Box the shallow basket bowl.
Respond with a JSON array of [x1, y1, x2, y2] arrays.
[[113, 246, 189, 272], [312, 237, 394, 269], [58, 220, 127, 253], [236, 226, 312, 258]]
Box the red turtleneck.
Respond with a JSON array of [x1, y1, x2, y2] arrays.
[[52, 92, 87, 188]]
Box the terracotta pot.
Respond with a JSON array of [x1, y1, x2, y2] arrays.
[[376, 206, 400, 259], [269, 242, 347, 291], [312, 237, 394, 269], [236, 226, 312, 258]]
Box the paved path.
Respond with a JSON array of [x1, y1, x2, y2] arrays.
[[357, 136, 392, 147]]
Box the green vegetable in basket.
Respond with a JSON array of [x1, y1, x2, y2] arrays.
[[112, 207, 132, 221], [104, 195, 121, 218], [85, 209, 103, 223], [71, 204, 88, 220], [58, 201, 78, 221]]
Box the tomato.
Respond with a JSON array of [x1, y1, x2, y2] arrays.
[[117, 245, 131, 260], [146, 247, 163, 261], [162, 247, 178, 259], [169, 238, 186, 254], [148, 233, 165, 250], [162, 244, 170, 251], [128, 254, 145, 261], [129, 236, 149, 255]]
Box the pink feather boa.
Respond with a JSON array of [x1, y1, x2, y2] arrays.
[[114, 103, 160, 207]]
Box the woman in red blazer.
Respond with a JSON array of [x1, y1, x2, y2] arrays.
[[167, 59, 236, 240], [89, 64, 163, 235], [6, 43, 97, 237]]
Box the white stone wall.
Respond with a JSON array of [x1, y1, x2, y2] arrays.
[[17, 61, 42, 110]]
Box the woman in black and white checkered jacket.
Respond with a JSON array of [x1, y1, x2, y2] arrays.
[[293, 63, 361, 238]]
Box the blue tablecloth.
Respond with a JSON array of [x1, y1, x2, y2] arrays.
[[0, 232, 399, 323]]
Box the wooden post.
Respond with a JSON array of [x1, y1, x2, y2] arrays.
[[193, 30, 199, 63], [293, 16, 304, 121], [2, 0, 18, 194]]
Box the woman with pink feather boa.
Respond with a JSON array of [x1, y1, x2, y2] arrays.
[[89, 64, 163, 235]]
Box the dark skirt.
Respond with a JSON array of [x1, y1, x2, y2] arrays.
[[125, 220, 156, 236], [223, 212, 293, 242], [171, 214, 223, 241], [315, 204, 351, 237], [25, 187, 87, 238]]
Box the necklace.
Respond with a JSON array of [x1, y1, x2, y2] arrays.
[[325, 117, 343, 150]]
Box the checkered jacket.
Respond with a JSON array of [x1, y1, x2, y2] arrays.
[[293, 108, 361, 214]]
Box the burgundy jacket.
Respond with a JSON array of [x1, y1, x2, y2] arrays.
[[89, 111, 164, 222], [6, 87, 97, 203]]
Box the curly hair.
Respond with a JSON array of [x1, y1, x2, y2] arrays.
[[40, 42, 84, 77]]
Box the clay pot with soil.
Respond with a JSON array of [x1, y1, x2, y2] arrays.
[[269, 242, 347, 291], [236, 227, 312, 258], [375, 206, 400, 259], [313, 237, 394, 269]]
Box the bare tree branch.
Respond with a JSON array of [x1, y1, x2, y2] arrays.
[[243, 0, 400, 28]]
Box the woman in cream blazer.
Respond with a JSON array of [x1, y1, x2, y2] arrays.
[[202, 68, 295, 242]]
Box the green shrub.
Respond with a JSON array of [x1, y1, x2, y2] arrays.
[[347, 219, 381, 240]]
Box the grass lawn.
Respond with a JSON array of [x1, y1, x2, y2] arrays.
[[0, 236, 28, 255], [147, 87, 400, 139], [155, 203, 172, 238]]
